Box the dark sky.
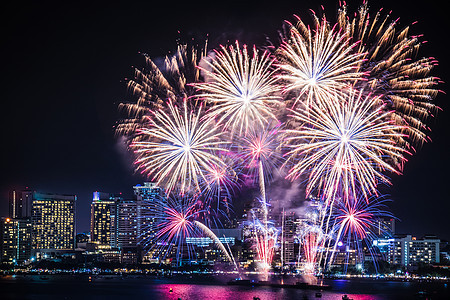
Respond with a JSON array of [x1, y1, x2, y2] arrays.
[[1, 0, 449, 239]]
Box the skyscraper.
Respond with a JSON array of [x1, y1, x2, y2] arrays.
[[133, 182, 166, 250], [31, 192, 76, 251], [4, 188, 33, 264], [114, 183, 166, 263], [0, 217, 32, 264], [117, 199, 139, 249], [90, 192, 122, 248]]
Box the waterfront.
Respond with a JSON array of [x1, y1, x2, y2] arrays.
[[0, 275, 449, 299]]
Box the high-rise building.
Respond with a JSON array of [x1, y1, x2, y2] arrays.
[[31, 192, 76, 251], [374, 234, 440, 266], [133, 183, 166, 250], [0, 217, 32, 264], [117, 199, 139, 249], [280, 211, 296, 265], [90, 192, 122, 248], [9, 189, 33, 219]]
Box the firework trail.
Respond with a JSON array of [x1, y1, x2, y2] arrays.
[[196, 41, 281, 136], [284, 88, 408, 202], [131, 99, 229, 194], [337, 2, 440, 146], [194, 220, 234, 264], [296, 223, 328, 276], [277, 13, 366, 109], [250, 210, 279, 277]]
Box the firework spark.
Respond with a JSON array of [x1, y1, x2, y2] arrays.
[[196, 41, 281, 136], [284, 89, 408, 201], [250, 212, 279, 276], [326, 194, 394, 271], [142, 194, 201, 264], [132, 99, 229, 194], [337, 2, 440, 145], [116, 44, 206, 136], [277, 14, 366, 109]]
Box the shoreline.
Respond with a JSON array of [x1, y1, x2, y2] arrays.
[[1, 272, 449, 284]]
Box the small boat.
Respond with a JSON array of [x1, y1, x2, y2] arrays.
[[416, 291, 430, 297], [315, 292, 322, 298]]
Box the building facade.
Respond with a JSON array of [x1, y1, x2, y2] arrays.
[[375, 234, 440, 267], [32, 192, 76, 252], [9, 189, 33, 219], [0, 217, 32, 264], [133, 183, 166, 252], [90, 192, 122, 248]]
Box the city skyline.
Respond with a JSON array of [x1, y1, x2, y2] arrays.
[[1, 0, 449, 243]]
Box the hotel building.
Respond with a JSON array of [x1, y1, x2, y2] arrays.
[[90, 192, 122, 248], [374, 234, 440, 267], [31, 192, 76, 252], [0, 217, 32, 264]]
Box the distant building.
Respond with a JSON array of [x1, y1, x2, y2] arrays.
[[280, 211, 296, 266], [0, 217, 32, 264], [117, 199, 139, 249], [331, 245, 358, 268], [133, 182, 166, 249], [374, 234, 440, 266], [76, 232, 90, 245], [9, 189, 33, 219], [32, 192, 76, 253], [90, 192, 122, 248], [374, 217, 395, 238]]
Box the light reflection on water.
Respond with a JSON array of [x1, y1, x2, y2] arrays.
[[0, 275, 449, 300], [152, 283, 397, 300]]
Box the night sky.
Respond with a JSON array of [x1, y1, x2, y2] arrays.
[[1, 1, 449, 240]]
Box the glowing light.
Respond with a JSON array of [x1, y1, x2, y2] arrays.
[[277, 14, 365, 109], [337, 2, 440, 146], [132, 99, 228, 194], [196, 41, 281, 136], [284, 89, 408, 201]]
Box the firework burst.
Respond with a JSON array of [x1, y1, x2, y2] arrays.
[[284, 89, 408, 201], [277, 14, 366, 109], [141, 193, 235, 265], [237, 121, 284, 187], [141, 194, 201, 263], [326, 194, 394, 271], [337, 2, 440, 146], [116, 44, 206, 136], [196, 41, 281, 136], [131, 99, 229, 194]]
